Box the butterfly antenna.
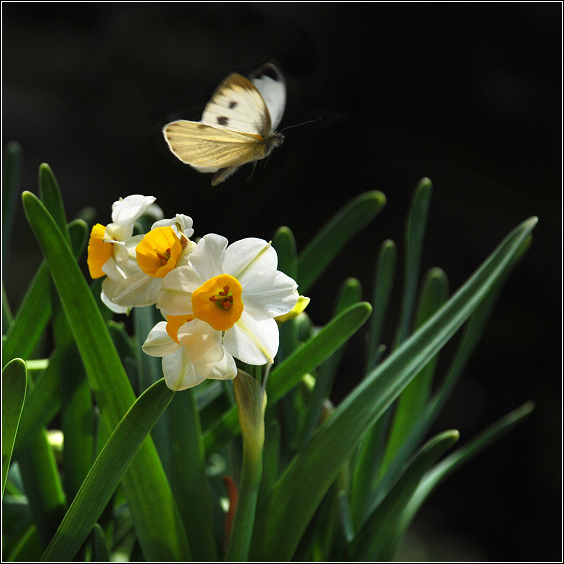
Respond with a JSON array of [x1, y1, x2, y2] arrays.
[[279, 117, 321, 134]]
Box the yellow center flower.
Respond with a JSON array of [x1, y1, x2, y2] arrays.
[[87, 223, 113, 278], [191, 274, 244, 331], [136, 226, 183, 278], [166, 314, 197, 344]]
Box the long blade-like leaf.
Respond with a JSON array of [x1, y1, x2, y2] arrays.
[[22, 191, 191, 561], [249, 216, 537, 560], [41, 379, 178, 562], [2, 358, 27, 495], [2, 220, 87, 366], [347, 430, 459, 560], [297, 191, 386, 293]]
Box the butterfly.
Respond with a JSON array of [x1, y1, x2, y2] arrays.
[[163, 63, 286, 185]]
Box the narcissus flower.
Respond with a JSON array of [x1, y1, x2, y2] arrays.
[[142, 315, 237, 390], [157, 234, 299, 366], [111, 214, 195, 308], [87, 194, 156, 313]]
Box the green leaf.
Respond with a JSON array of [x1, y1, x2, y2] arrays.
[[166, 389, 218, 561], [18, 426, 66, 549], [249, 216, 537, 560], [346, 430, 459, 560], [298, 278, 363, 450], [40, 379, 178, 562], [381, 267, 449, 475], [202, 302, 372, 452], [22, 191, 191, 561], [6, 524, 44, 562], [2, 358, 27, 495], [13, 350, 61, 458], [272, 225, 297, 279], [297, 191, 386, 294], [2, 219, 87, 366], [268, 302, 372, 405], [39, 163, 69, 242], [396, 177, 432, 344], [391, 402, 534, 560], [90, 523, 110, 562], [367, 239, 397, 371], [370, 234, 533, 513]]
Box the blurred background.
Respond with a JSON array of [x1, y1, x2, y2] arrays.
[[3, 3, 561, 561]]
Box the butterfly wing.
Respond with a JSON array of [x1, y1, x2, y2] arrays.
[[249, 63, 286, 131], [162, 120, 260, 171], [202, 73, 272, 137]]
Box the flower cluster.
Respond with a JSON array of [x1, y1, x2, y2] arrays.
[[87, 195, 302, 390]]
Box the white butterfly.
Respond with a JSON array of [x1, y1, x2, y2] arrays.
[[163, 63, 286, 185]]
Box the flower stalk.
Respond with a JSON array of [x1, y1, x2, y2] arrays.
[[227, 370, 267, 561]]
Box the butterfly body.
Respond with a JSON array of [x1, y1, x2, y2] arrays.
[[163, 64, 286, 185]]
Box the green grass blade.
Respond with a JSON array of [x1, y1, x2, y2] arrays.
[[39, 163, 69, 241], [369, 235, 533, 514], [40, 379, 179, 562], [6, 524, 44, 562], [346, 430, 459, 560], [298, 278, 363, 450], [272, 225, 297, 279], [2, 220, 87, 366], [166, 389, 218, 561], [268, 302, 372, 404], [249, 216, 537, 560], [22, 191, 191, 561], [381, 267, 449, 474], [396, 402, 535, 557], [2, 358, 27, 495], [18, 427, 66, 549], [297, 191, 386, 294], [13, 350, 61, 458], [202, 302, 372, 452], [3, 281, 14, 331], [367, 239, 397, 371], [396, 177, 433, 344], [90, 523, 110, 561]]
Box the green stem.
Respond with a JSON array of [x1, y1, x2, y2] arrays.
[[226, 447, 263, 561]]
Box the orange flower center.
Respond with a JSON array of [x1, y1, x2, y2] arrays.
[[191, 274, 243, 331]]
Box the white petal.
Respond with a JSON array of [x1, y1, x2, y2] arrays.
[[105, 223, 133, 242], [197, 353, 237, 380], [162, 348, 206, 391], [158, 266, 201, 315], [101, 256, 125, 282], [112, 195, 156, 225], [112, 240, 132, 268], [101, 285, 130, 314], [223, 311, 279, 365], [243, 270, 299, 320], [113, 273, 162, 307], [222, 238, 277, 285], [152, 214, 194, 238], [177, 319, 224, 365], [142, 322, 181, 357], [189, 234, 228, 281]]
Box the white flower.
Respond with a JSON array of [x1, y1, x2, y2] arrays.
[[142, 317, 237, 390], [157, 234, 299, 365], [110, 216, 195, 308], [87, 194, 156, 313]]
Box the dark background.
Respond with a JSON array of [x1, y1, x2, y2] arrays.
[[3, 3, 561, 561]]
